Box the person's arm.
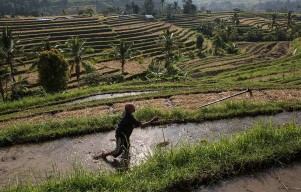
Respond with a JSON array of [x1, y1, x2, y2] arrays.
[[140, 116, 159, 128]]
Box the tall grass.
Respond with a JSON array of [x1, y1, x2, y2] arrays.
[[4, 122, 301, 191], [0, 100, 297, 147]]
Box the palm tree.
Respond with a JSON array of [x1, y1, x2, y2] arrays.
[[270, 13, 278, 30], [28, 38, 59, 70], [110, 39, 136, 75], [158, 28, 179, 72], [287, 11, 294, 29], [0, 26, 22, 83], [65, 36, 94, 88]]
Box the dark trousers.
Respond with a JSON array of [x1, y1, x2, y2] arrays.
[[112, 135, 130, 159]]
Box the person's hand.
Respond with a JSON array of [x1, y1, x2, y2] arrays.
[[151, 116, 159, 122]]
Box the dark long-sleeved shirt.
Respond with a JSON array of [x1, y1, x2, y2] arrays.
[[115, 111, 141, 139]]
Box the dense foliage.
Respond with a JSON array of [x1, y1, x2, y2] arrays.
[[37, 49, 68, 93]]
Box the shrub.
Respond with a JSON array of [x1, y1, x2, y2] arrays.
[[82, 72, 105, 87], [188, 50, 195, 59], [83, 72, 124, 87], [37, 49, 68, 93], [196, 33, 204, 50], [226, 43, 238, 54]]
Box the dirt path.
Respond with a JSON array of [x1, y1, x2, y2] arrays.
[[0, 111, 300, 188]]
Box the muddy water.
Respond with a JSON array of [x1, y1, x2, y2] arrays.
[[196, 160, 301, 192], [68, 91, 155, 104], [0, 111, 300, 188]]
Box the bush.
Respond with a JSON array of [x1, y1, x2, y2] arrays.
[[82, 72, 105, 87], [83, 72, 124, 87], [10, 79, 29, 101], [226, 43, 239, 54], [197, 21, 215, 37], [197, 50, 206, 58], [244, 28, 263, 42], [196, 33, 204, 50], [37, 49, 68, 93]]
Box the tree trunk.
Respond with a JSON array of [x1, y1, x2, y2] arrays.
[[8, 56, 16, 83], [121, 60, 125, 74], [0, 78, 5, 102], [76, 62, 80, 88]]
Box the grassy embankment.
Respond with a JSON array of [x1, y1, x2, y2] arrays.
[[3, 121, 301, 191], [1, 99, 300, 147]]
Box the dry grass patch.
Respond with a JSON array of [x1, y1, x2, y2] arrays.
[[172, 89, 301, 110], [112, 98, 169, 113], [0, 105, 110, 129]]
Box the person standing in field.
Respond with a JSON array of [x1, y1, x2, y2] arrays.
[[96, 103, 159, 161]]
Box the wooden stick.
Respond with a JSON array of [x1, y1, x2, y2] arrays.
[[198, 88, 252, 108], [277, 176, 289, 191]]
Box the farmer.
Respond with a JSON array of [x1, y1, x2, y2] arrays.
[[98, 103, 159, 160]]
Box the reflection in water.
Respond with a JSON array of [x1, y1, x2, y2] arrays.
[[0, 111, 300, 187], [68, 91, 155, 104]]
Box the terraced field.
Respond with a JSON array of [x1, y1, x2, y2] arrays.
[[180, 41, 291, 77], [0, 15, 196, 89], [1, 12, 301, 191]]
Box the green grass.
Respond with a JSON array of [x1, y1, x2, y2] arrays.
[[3, 121, 301, 191], [1, 100, 300, 147]]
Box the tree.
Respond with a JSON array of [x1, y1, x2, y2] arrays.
[[198, 20, 216, 37], [161, 0, 165, 12], [0, 26, 22, 83], [158, 28, 179, 73], [269, 13, 278, 29], [166, 3, 173, 19], [37, 49, 68, 93], [173, 1, 179, 14], [196, 33, 206, 58], [65, 37, 94, 88], [212, 34, 223, 55], [125, 1, 140, 14], [60, 0, 68, 7], [232, 12, 240, 26], [183, 0, 197, 14], [196, 33, 204, 49], [0, 47, 10, 101], [287, 10, 294, 29], [0, 66, 10, 101], [110, 39, 136, 75], [28, 38, 59, 71], [144, 0, 155, 15]]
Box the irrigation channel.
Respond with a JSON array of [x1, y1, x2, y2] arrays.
[[0, 111, 300, 188], [67, 91, 156, 104]]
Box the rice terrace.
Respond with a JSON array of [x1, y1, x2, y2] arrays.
[[0, 0, 301, 191]]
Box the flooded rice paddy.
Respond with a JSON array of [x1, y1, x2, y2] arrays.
[[0, 111, 300, 188]]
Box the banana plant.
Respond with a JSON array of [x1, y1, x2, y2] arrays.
[[0, 26, 23, 83]]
